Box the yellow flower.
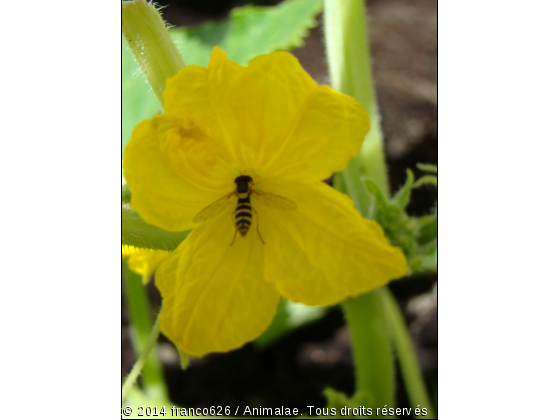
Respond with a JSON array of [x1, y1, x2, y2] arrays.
[[123, 48, 407, 357], [122, 245, 170, 284]]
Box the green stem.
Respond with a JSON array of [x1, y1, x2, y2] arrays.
[[342, 291, 394, 413], [122, 265, 166, 401], [324, 0, 389, 217], [121, 316, 161, 402], [325, 1, 395, 410], [122, 0, 185, 106], [324, 1, 433, 415], [379, 288, 435, 419]]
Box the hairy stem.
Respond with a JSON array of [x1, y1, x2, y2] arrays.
[[122, 0, 185, 106], [324, 1, 432, 415], [324, 0, 389, 217], [325, 1, 395, 410]]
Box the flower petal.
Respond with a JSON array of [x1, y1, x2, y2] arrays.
[[257, 182, 407, 306], [156, 210, 281, 357], [163, 53, 248, 166], [164, 48, 368, 181], [121, 245, 170, 284], [123, 116, 235, 232], [261, 85, 370, 182]]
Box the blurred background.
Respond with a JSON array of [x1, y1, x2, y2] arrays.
[[122, 0, 437, 414]]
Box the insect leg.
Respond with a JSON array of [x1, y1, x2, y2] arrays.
[[229, 211, 238, 246], [229, 229, 238, 246], [253, 208, 265, 244]]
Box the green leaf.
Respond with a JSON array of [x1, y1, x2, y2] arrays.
[[254, 299, 327, 348], [415, 209, 437, 245], [418, 240, 437, 273], [414, 163, 437, 187], [170, 0, 322, 66], [122, 183, 187, 253], [413, 174, 437, 188], [391, 169, 415, 211], [122, 36, 161, 154], [122, 202, 189, 251], [363, 178, 388, 219], [417, 162, 437, 173], [363, 167, 437, 276]]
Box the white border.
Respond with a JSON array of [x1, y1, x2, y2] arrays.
[[439, 1, 560, 417], [0, 1, 121, 416]]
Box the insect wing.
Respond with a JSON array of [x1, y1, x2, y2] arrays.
[[254, 191, 297, 211], [193, 194, 233, 223]]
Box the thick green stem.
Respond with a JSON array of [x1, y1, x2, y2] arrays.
[[380, 288, 435, 418], [325, 1, 395, 409], [122, 266, 167, 401], [324, 0, 389, 217], [342, 291, 394, 413], [122, 0, 185, 106], [324, 0, 433, 414]]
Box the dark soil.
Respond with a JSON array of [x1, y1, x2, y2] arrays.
[[122, 0, 437, 416]]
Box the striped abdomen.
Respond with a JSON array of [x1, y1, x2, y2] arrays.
[[235, 195, 252, 237]]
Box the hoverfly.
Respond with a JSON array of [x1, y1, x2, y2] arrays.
[[193, 175, 296, 244]]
